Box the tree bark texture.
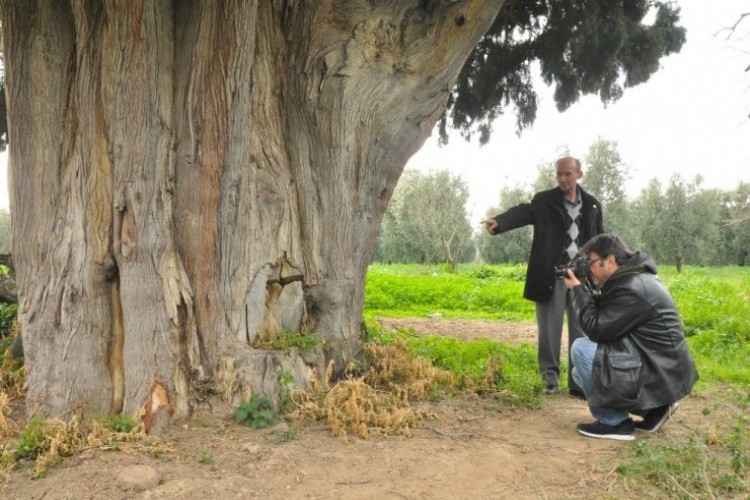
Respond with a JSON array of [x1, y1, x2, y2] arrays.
[[0, 0, 503, 423]]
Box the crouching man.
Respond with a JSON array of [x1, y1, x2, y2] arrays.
[[563, 233, 699, 441]]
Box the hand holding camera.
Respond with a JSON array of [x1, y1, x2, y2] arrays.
[[554, 256, 590, 280]]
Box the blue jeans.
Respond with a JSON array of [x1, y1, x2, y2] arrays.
[[571, 337, 630, 426]]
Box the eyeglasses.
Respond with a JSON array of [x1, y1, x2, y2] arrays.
[[587, 257, 603, 268]]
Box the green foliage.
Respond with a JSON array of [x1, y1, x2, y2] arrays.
[[0, 210, 11, 254], [277, 369, 296, 415], [468, 266, 499, 280], [374, 141, 746, 269], [656, 268, 750, 385], [12, 417, 54, 460], [91, 413, 137, 434], [0, 334, 13, 363], [617, 396, 750, 498], [442, 1, 685, 142], [373, 169, 475, 269], [0, 303, 16, 336], [233, 394, 278, 429], [268, 427, 299, 444], [729, 414, 749, 477], [582, 138, 639, 246], [198, 451, 214, 465], [632, 174, 728, 268], [365, 264, 533, 321], [252, 327, 323, 355]]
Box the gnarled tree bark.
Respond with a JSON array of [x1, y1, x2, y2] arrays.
[[0, 0, 503, 424]]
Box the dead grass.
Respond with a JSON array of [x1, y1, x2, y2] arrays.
[[0, 336, 175, 479], [1, 336, 457, 475], [291, 340, 454, 439]]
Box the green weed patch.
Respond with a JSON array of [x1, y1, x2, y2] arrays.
[[365, 264, 533, 320], [364, 322, 542, 408], [617, 392, 749, 498]]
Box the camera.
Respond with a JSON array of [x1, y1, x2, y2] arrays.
[[554, 256, 589, 279]]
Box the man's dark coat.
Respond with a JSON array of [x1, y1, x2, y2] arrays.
[[492, 186, 604, 303]]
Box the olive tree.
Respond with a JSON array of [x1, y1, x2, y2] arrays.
[[581, 138, 635, 245], [374, 169, 474, 270], [477, 185, 533, 264]]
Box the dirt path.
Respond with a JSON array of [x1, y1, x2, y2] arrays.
[[1, 318, 709, 499], [377, 317, 570, 356]]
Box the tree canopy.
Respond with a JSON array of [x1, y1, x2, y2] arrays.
[[0, 1, 686, 155], [440, 0, 686, 143]]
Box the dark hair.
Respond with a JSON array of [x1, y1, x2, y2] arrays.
[[581, 233, 633, 265]]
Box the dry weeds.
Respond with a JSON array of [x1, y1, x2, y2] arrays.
[[291, 341, 454, 439]]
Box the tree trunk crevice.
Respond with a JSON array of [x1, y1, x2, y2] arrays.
[[1, 0, 504, 422]]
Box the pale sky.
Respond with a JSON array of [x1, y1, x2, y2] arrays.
[[406, 0, 750, 223]]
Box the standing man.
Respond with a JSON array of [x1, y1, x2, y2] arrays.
[[563, 234, 698, 440], [482, 156, 603, 397]]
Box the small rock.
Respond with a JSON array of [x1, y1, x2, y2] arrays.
[[116, 465, 162, 492]]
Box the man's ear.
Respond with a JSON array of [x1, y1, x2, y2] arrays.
[[577, 170, 584, 180]]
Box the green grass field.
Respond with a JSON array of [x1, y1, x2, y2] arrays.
[[365, 263, 750, 388], [364, 263, 750, 497]]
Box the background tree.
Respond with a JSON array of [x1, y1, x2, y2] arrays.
[[656, 175, 689, 270], [631, 178, 663, 261], [0, 210, 11, 254], [683, 186, 723, 266], [530, 161, 558, 193], [374, 169, 474, 270], [580, 138, 635, 245], [719, 182, 750, 266], [633, 174, 721, 271], [0, 1, 686, 422], [477, 185, 533, 264], [372, 170, 433, 264], [477, 158, 562, 264]]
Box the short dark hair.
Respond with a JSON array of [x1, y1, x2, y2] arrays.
[[581, 233, 633, 265]]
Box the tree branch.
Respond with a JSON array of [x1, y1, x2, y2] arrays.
[[718, 12, 750, 39]]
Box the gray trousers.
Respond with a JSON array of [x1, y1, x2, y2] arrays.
[[535, 279, 584, 393]]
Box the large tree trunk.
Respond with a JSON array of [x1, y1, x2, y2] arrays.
[[0, 0, 503, 424]]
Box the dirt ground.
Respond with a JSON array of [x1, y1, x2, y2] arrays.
[[0, 318, 720, 499]]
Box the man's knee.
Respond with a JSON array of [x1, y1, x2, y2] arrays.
[[571, 337, 585, 362], [571, 337, 595, 365]]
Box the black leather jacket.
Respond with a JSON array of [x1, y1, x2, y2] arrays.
[[571, 252, 698, 410], [492, 186, 603, 303]]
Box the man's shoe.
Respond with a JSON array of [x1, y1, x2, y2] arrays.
[[543, 384, 559, 395], [577, 419, 635, 441], [568, 389, 586, 401], [634, 403, 679, 433]]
